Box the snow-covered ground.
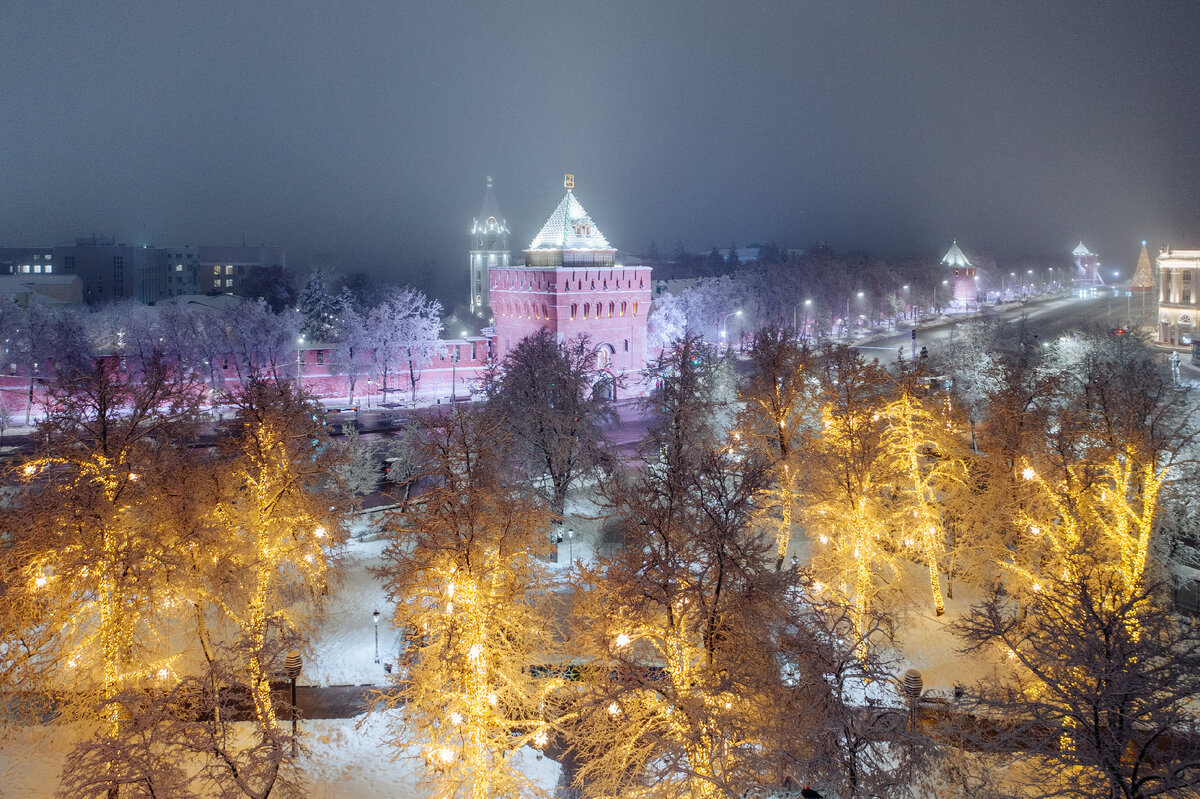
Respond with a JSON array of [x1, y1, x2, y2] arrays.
[[0, 716, 560, 799], [0, 489, 995, 796]]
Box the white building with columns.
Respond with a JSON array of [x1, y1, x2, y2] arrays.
[[1157, 246, 1200, 348]]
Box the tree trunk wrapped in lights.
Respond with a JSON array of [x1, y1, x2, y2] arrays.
[[377, 407, 560, 799]]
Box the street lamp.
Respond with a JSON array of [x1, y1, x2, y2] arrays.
[[285, 650, 303, 757], [567, 528, 575, 561], [450, 346, 460, 403], [373, 609, 380, 664], [296, 336, 304, 382], [718, 310, 741, 351], [845, 292, 864, 341]]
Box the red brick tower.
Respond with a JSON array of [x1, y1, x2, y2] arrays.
[[489, 175, 652, 398]]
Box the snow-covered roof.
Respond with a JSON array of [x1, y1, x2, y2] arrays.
[[528, 191, 611, 251], [1073, 241, 1094, 257], [471, 176, 508, 237], [941, 241, 971, 268]]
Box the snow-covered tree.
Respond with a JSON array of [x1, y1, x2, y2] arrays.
[[8, 352, 204, 742], [328, 302, 371, 403], [366, 287, 443, 404], [800, 345, 898, 653], [208, 377, 344, 736], [486, 329, 615, 517], [646, 291, 686, 351], [297, 267, 341, 342], [736, 324, 820, 568], [877, 370, 969, 615], [955, 566, 1200, 799], [565, 335, 779, 798], [376, 407, 559, 799]]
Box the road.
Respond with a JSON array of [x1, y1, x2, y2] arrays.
[[851, 289, 1158, 364]]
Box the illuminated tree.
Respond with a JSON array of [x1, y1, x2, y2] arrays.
[[376, 407, 560, 799], [800, 345, 896, 652], [487, 328, 616, 517], [565, 337, 778, 798], [10, 353, 204, 722], [736, 323, 819, 568], [207, 376, 344, 738], [955, 566, 1200, 799], [1014, 333, 1196, 599], [877, 370, 969, 615]]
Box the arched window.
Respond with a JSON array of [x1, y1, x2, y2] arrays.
[[542, 301, 550, 320], [608, 302, 615, 317], [632, 300, 639, 316], [583, 303, 591, 319], [570, 303, 577, 321], [620, 301, 627, 316]]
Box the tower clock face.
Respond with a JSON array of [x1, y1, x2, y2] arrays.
[[486, 216, 497, 229]]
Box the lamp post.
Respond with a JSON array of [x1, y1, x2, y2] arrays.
[[718, 310, 741, 351], [901, 285, 909, 320], [373, 609, 380, 664], [567, 528, 575, 561], [450, 347, 460, 403], [296, 336, 304, 382], [285, 650, 303, 757], [844, 292, 864, 341]]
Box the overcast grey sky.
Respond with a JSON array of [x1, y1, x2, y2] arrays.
[[2, 0, 1198, 284]]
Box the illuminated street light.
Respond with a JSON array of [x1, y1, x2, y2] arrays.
[[373, 608, 381, 664], [718, 310, 741, 351]]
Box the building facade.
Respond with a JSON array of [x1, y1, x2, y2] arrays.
[[1156, 247, 1200, 348]]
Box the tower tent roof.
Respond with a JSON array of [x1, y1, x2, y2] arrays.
[[529, 191, 611, 251], [1073, 241, 1094, 257], [941, 240, 971, 268], [472, 176, 509, 237]]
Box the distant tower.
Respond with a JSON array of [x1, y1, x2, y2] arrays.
[[469, 177, 510, 316], [1130, 240, 1154, 292], [1073, 241, 1103, 287], [941, 241, 977, 308]]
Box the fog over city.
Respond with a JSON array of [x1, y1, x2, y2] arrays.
[[3, 0, 1200, 286]]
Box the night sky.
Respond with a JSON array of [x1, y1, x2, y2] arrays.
[[3, 1, 1199, 287]]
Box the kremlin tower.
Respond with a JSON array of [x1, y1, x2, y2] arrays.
[[487, 175, 652, 398]]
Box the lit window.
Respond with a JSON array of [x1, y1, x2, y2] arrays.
[[225, 265, 233, 274], [34, 264, 42, 273], [225, 278, 233, 287], [175, 264, 183, 272], [45, 265, 52, 273], [213, 265, 221, 275], [632, 300, 639, 316], [20, 265, 30, 273]]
